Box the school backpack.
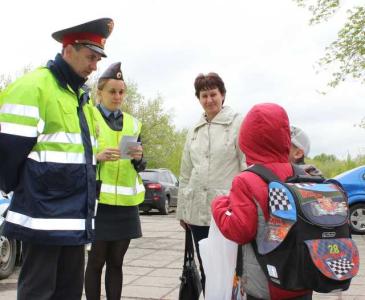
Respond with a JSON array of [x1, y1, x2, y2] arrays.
[[246, 164, 359, 293]]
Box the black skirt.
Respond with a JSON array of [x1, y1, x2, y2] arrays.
[[94, 203, 142, 241]]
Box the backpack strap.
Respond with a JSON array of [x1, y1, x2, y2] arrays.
[[236, 164, 278, 279], [235, 244, 243, 276], [248, 164, 325, 184], [245, 164, 280, 183], [243, 165, 282, 279]]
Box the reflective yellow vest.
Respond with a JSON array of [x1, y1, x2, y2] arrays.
[[0, 66, 98, 244], [0, 67, 98, 162], [94, 108, 145, 206]]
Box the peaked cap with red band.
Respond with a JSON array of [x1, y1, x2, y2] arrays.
[[52, 18, 114, 57]]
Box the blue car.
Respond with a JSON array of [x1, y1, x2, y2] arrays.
[[333, 166, 365, 234]]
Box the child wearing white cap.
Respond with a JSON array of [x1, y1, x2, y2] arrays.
[[289, 125, 323, 176]]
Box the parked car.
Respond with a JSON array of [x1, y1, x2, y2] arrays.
[[333, 166, 365, 234], [139, 168, 179, 215], [0, 191, 22, 279]]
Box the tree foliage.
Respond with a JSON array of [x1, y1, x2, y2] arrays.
[[295, 0, 340, 24], [123, 83, 187, 175], [294, 0, 365, 87], [312, 153, 337, 162], [308, 153, 365, 177]]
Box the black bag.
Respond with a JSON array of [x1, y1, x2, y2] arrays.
[[246, 164, 359, 293], [179, 227, 202, 300]]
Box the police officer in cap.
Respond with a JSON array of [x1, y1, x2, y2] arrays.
[[85, 62, 146, 300], [0, 18, 113, 300]]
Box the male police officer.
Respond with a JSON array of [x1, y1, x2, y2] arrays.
[[0, 18, 113, 300]]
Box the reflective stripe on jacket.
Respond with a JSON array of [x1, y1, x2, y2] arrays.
[[95, 108, 145, 206], [0, 67, 97, 245]]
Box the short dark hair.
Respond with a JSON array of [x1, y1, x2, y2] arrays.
[[194, 72, 226, 99]]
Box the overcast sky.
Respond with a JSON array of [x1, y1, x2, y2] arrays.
[[2, 0, 365, 159]]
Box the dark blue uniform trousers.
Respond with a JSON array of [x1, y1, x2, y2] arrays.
[[17, 242, 84, 300]]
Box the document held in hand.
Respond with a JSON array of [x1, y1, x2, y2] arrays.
[[119, 135, 141, 159]]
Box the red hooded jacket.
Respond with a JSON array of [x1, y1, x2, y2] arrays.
[[212, 103, 311, 299]]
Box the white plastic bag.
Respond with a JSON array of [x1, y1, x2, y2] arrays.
[[199, 218, 238, 300]]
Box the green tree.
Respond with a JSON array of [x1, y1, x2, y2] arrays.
[[295, 0, 365, 87], [308, 152, 365, 177], [312, 153, 337, 162], [89, 78, 187, 175], [124, 87, 187, 175], [156, 128, 187, 176]]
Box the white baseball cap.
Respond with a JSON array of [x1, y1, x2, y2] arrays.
[[290, 125, 311, 156]]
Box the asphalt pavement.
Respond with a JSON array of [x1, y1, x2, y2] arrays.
[[0, 211, 364, 299]]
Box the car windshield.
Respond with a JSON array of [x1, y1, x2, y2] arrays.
[[140, 171, 159, 181]]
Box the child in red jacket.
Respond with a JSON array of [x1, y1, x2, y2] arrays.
[[211, 103, 312, 300]]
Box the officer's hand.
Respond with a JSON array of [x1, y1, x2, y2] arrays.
[[128, 145, 143, 161], [96, 148, 120, 162]]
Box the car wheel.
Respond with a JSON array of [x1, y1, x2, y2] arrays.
[[349, 203, 365, 235], [0, 236, 17, 279], [160, 196, 170, 215]]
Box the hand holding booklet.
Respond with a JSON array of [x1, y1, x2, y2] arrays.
[[119, 135, 141, 159]]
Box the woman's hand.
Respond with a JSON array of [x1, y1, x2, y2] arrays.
[[128, 145, 143, 161], [96, 148, 121, 162], [179, 219, 187, 230]]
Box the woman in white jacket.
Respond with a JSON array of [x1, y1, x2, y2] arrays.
[[176, 72, 246, 292]]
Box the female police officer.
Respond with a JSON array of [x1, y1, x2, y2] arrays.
[[84, 62, 146, 300]]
